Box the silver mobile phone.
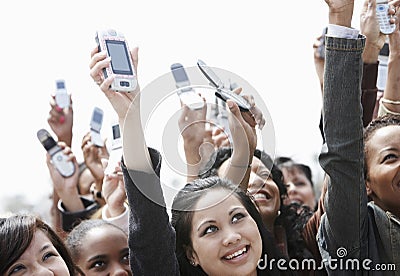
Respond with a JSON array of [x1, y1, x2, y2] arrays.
[[37, 129, 75, 177], [90, 107, 104, 147]]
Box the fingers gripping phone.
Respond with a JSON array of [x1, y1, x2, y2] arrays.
[[170, 63, 204, 110], [90, 107, 104, 147], [55, 79, 70, 109], [95, 29, 137, 92], [197, 59, 250, 112], [376, 0, 396, 34], [37, 129, 75, 177]]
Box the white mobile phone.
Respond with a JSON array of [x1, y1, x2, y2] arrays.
[[37, 129, 75, 177], [376, 0, 396, 34], [105, 121, 123, 175], [170, 63, 204, 110], [111, 121, 122, 150], [55, 79, 70, 109], [90, 107, 104, 147], [95, 29, 137, 92], [377, 42, 389, 91]]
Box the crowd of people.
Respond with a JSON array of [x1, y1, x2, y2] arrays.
[[1, 0, 400, 274]]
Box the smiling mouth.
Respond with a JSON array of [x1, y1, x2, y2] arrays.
[[223, 245, 249, 260], [252, 191, 272, 200]]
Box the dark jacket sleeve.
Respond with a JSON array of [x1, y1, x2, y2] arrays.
[[58, 197, 99, 232], [122, 148, 179, 276]]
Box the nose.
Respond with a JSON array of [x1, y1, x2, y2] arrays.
[[286, 182, 296, 195], [31, 265, 54, 276], [110, 263, 130, 276], [249, 173, 265, 191], [222, 227, 241, 246]]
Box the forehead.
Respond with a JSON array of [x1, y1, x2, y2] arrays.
[[193, 188, 244, 215], [367, 125, 400, 151]]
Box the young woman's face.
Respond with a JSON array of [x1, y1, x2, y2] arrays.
[[76, 226, 131, 276], [219, 157, 281, 229], [365, 125, 400, 217], [281, 166, 316, 210], [189, 188, 262, 276], [5, 230, 69, 276]]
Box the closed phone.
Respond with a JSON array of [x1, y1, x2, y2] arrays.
[[95, 29, 137, 92], [376, 0, 396, 34], [170, 63, 204, 110], [37, 129, 75, 177], [90, 107, 104, 147], [55, 79, 70, 109], [197, 59, 250, 112]]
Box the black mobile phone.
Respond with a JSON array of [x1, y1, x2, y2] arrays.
[[197, 59, 250, 112], [37, 129, 75, 177]]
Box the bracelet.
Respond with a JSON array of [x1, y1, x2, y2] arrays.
[[230, 163, 252, 169], [379, 98, 400, 116], [381, 98, 400, 105]]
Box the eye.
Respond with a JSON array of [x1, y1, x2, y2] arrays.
[[43, 251, 57, 262], [90, 260, 107, 271], [383, 153, 397, 162], [9, 264, 25, 275], [258, 170, 271, 179], [232, 213, 245, 223], [121, 253, 130, 265], [203, 225, 218, 235], [294, 181, 306, 187]]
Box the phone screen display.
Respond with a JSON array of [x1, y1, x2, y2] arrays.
[[92, 111, 103, 124], [172, 67, 188, 83], [112, 124, 121, 139], [106, 40, 133, 75]]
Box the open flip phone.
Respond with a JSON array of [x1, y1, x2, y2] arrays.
[[197, 59, 250, 112]]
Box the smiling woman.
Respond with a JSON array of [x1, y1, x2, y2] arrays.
[[0, 214, 77, 275]]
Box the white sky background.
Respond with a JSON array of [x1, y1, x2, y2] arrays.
[[0, 1, 365, 213]]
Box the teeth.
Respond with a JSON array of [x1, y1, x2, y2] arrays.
[[253, 193, 267, 199], [225, 247, 247, 260]]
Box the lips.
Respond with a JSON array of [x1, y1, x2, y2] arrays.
[[222, 245, 249, 261], [252, 190, 272, 201]]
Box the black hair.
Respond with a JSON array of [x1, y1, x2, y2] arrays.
[[171, 176, 294, 275]]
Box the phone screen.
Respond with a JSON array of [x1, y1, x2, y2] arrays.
[[106, 40, 133, 75], [92, 111, 103, 124], [112, 124, 121, 139]]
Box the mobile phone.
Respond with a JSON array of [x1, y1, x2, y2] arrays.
[[197, 59, 250, 112], [170, 63, 204, 110], [111, 121, 122, 150], [376, 0, 396, 34], [377, 42, 389, 91], [90, 107, 104, 147], [55, 79, 70, 109], [95, 29, 137, 92], [37, 129, 75, 177], [317, 27, 328, 59]]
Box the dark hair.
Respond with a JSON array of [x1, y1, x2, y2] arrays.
[[198, 147, 313, 263], [275, 157, 314, 188], [0, 214, 77, 275], [65, 219, 127, 263], [199, 147, 287, 202], [171, 176, 293, 275], [364, 114, 400, 179]]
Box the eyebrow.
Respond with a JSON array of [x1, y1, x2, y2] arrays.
[[88, 254, 107, 263], [196, 206, 245, 231], [379, 147, 399, 153], [40, 244, 51, 253]]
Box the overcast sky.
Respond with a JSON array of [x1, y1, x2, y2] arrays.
[[0, 0, 365, 214]]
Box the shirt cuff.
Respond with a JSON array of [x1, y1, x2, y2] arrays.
[[101, 203, 129, 233], [327, 24, 359, 39]]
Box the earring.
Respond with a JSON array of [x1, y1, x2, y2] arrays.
[[190, 260, 196, 266], [277, 210, 281, 216]]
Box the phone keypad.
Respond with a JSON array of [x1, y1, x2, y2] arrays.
[[377, 4, 396, 34]]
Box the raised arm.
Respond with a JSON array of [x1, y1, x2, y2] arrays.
[[89, 45, 179, 275], [317, 0, 368, 266]]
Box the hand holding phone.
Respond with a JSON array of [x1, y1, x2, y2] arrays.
[[55, 79, 70, 109], [170, 63, 204, 110], [95, 29, 137, 92], [90, 107, 104, 147], [197, 59, 250, 112], [37, 129, 75, 177], [376, 0, 396, 34]]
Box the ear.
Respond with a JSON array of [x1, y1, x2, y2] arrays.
[[365, 178, 373, 197], [185, 246, 199, 266]]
